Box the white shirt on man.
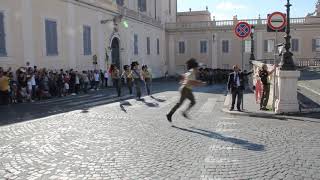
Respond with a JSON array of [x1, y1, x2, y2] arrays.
[[94, 73, 100, 82]]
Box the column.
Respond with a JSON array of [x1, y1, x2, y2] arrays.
[[211, 33, 218, 68], [97, 12, 106, 71], [22, 0, 35, 66], [67, 2, 76, 69], [168, 34, 175, 75], [256, 30, 263, 60], [275, 69, 300, 113]]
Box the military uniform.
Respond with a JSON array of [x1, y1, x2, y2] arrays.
[[122, 70, 133, 94], [142, 69, 152, 95], [132, 69, 142, 99], [111, 69, 121, 97]]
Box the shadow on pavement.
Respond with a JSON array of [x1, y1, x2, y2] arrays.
[[298, 92, 320, 110], [299, 70, 320, 81], [171, 125, 265, 151], [120, 101, 132, 113], [0, 82, 226, 127]]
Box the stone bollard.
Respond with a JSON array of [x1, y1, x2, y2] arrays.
[[275, 69, 300, 114]]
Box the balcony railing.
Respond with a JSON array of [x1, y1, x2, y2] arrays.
[[118, 7, 162, 28], [166, 17, 308, 30]]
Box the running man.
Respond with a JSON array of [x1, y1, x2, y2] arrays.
[[166, 58, 206, 122]]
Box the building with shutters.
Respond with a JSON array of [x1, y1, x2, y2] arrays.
[[0, 0, 320, 77], [165, 1, 320, 75], [0, 0, 176, 77]]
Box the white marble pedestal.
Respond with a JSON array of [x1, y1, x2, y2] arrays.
[[275, 70, 301, 114]]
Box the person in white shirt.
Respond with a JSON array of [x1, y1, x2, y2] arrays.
[[30, 71, 36, 99], [104, 71, 109, 88], [166, 58, 206, 122], [94, 70, 100, 90]]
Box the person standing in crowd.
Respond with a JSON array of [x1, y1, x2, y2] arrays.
[[94, 70, 100, 90], [82, 71, 89, 93], [0, 68, 10, 105], [255, 75, 263, 104], [8, 72, 17, 104], [131, 61, 142, 100], [122, 65, 133, 95], [141, 65, 152, 96], [227, 65, 253, 112], [104, 70, 109, 88], [110, 64, 121, 97], [259, 64, 277, 111], [75, 71, 80, 94], [63, 72, 70, 96], [166, 58, 206, 122], [69, 70, 76, 95], [57, 69, 64, 97]]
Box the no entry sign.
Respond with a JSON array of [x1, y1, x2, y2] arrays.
[[234, 22, 251, 39], [268, 12, 287, 31]]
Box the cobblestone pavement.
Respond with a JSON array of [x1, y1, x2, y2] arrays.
[[1, 84, 320, 180], [298, 69, 320, 110]]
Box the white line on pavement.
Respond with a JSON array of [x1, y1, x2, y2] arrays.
[[199, 98, 217, 113], [298, 84, 320, 96]]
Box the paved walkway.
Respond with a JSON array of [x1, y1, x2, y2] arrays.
[[1, 84, 320, 179]]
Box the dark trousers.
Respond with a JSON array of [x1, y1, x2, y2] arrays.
[[0, 90, 9, 105], [95, 81, 99, 90], [105, 78, 108, 87], [145, 78, 151, 95], [168, 87, 196, 116], [231, 87, 243, 110], [113, 79, 121, 97], [75, 84, 80, 94], [127, 79, 133, 94], [83, 82, 88, 93], [260, 84, 270, 108], [134, 79, 142, 98]]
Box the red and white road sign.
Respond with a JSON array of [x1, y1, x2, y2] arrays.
[[268, 12, 287, 31], [234, 22, 251, 39]]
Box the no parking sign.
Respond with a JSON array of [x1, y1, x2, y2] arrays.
[[234, 22, 251, 39]]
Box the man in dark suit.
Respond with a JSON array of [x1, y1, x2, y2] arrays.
[[227, 65, 253, 111]]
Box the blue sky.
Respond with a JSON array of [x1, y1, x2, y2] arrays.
[[177, 0, 317, 20]]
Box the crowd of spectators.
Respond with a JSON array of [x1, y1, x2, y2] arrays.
[[198, 68, 233, 85], [0, 63, 234, 106], [0, 64, 109, 105]]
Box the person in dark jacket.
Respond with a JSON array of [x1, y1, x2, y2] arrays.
[[227, 65, 253, 111], [259, 64, 277, 111]]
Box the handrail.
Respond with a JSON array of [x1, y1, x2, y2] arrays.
[[166, 17, 309, 30], [119, 6, 163, 28]]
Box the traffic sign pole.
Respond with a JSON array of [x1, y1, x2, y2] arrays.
[[241, 39, 245, 110], [234, 22, 251, 111], [272, 30, 279, 111]]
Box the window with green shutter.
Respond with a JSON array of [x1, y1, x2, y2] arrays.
[[147, 37, 150, 55], [83, 25, 92, 55], [45, 19, 58, 56], [0, 12, 6, 56], [291, 39, 299, 52]]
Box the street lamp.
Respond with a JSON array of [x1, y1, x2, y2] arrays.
[[280, 0, 296, 70], [250, 26, 255, 60]]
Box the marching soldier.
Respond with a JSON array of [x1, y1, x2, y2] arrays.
[[141, 65, 152, 95], [110, 64, 121, 97], [121, 65, 133, 95], [131, 61, 142, 100]]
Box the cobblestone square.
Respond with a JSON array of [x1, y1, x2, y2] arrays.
[[1, 84, 320, 179]]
